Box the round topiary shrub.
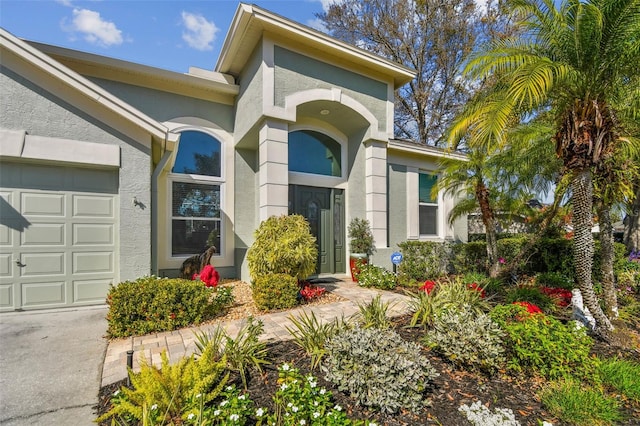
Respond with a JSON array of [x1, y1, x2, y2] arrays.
[[252, 273, 300, 311], [247, 214, 318, 281]]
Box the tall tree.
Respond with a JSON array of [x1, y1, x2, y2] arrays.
[[449, 0, 640, 335], [318, 0, 489, 146]]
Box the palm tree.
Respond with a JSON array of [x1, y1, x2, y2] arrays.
[[450, 0, 640, 335]]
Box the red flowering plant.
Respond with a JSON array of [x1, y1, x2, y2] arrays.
[[193, 264, 220, 288], [299, 284, 326, 302], [466, 283, 486, 298], [540, 287, 572, 307], [420, 280, 437, 294], [513, 301, 543, 314]]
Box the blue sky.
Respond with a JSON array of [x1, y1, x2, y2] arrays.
[[0, 0, 332, 73]]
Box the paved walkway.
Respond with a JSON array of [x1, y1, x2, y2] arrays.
[[102, 277, 412, 387]]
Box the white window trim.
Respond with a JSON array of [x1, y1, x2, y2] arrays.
[[164, 125, 231, 268]]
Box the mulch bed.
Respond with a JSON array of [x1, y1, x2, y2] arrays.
[[95, 312, 640, 426]]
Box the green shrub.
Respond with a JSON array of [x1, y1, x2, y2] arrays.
[[96, 347, 228, 424], [504, 284, 555, 312], [451, 241, 487, 274], [409, 277, 490, 328], [396, 241, 451, 285], [535, 271, 575, 290], [497, 235, 530, 269], [530, 237, 576, 278], [490, 304, 596, 380], [599, 358, 640, 403], [424, 307, 505, 374], [106, 276, 233, 338], [252, 273, 300, 311], [247, 214, 317, 281], [540, 379, 622, 426], [193, 316, 270, 389], [355, 263, 396, 290], [323, 327, 439, 414]]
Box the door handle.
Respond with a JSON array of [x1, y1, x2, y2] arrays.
[[15, 259, 26, 267]]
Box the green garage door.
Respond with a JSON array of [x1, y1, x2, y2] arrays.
[[0, 162, 118, 311]]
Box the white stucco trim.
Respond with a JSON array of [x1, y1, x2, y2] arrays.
[[258, 120, 289, 221], [283, 89, 388, 141], [0, 130, 120, 168]]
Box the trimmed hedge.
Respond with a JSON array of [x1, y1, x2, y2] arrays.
[[106, 276, 233, 338]]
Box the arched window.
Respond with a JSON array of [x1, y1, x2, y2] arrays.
[[288, 130, 341, 177], [170, 130, 223, 257]]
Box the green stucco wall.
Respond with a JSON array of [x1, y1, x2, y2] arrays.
[[274, 47, 388, 133], [88, 78, 235, 132], [234, 44, 264, 141]]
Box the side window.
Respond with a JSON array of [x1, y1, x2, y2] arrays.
[[170, 131, 222, 257], [419, 173, 438, 236], [288, 130, 342, 177]]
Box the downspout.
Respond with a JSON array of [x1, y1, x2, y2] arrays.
[[151, 131, 177, 276]]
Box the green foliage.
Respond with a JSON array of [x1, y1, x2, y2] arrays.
[[323, 327, 439, 414], [210, 384, 257, 425], [408, 277, 490, 327], [354, 263, 396, 290], [540, 380, 622, 426], [490, 304, 596, 380], [353, 294, 393, 330], [347, 218, 375, 255], [252, 273, 300, 311], [268, 363, 362, 425], [535, 272, 574, 290], [451, 241, 487, 274], [598, 358, 640, 403], [96, 347, 228, 424], [396, 241, 451, 285], [106, 276, 234, 338], [193, 316, 270, 389], [247, 214, 318, 281], [285, 310, 349, 370], [424, 307, 506, 374], [504, 284, 555, 312]]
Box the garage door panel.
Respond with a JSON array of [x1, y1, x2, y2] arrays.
[[0, 284, 14, 310], [73, 224, 114, 245], [73, 251, 113, 274], [20, 252, 65, 276], [0, 224, 11, 245], [74, 279, 112, 303], [0, 254, 12, 277], [22, 193, 65, 216], [21, 223, 65, 245], [73, 195, 114, 217], [22, 281, 65, 307]]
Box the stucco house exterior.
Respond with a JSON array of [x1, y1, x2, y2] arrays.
[[0, 3, 467, 311]]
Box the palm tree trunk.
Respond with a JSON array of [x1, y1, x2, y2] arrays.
[[572, 170, 613, 334], [477, 182, 500, 277], [596, 201, 618, 319]]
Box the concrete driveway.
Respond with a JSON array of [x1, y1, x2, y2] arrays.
[[0, 306, 108, 425]]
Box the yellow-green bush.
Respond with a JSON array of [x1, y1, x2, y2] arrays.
[[252, 273, 300, 311], [247, 214, 317, 281]]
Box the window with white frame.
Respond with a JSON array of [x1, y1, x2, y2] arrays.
[[419, 173, 438, 235], [170, 130, 222, 257]]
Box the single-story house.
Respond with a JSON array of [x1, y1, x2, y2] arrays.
[[0, 3, 467, 311]]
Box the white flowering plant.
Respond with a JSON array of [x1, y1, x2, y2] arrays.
[[458, 400, 521, 426], [267, 363, 368, 426], [207, 384, 262, 425]]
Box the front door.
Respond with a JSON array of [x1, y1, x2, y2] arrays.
[[289, 185, 344, 275]]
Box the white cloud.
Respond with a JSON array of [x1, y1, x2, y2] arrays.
[[181, 11, 218, 51], [56, 0, 73, 6], [68, 8, 123, 46], [317, 0, 341, 13], [306, 17, 328, 33]]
